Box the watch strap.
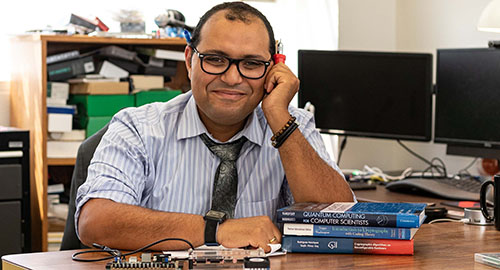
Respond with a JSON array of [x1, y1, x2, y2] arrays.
[[204, 218, 219, 246]]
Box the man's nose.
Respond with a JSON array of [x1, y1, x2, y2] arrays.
[[220, 62, 243, 85]]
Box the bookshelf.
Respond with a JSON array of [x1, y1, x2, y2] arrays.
[[9, 34, 189, 251]]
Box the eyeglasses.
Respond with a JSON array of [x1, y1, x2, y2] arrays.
[[191, 46, 271, 79]]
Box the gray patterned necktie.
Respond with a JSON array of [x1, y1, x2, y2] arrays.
[[200, 133, 247, 219]]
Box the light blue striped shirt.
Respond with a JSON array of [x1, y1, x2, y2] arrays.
[[75, 91, 344, 235]]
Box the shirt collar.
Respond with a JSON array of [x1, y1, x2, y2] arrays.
[[177, 92, 263, 146]]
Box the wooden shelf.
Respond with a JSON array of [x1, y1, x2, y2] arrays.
[[47, 158, 76, 166], [10, 34, 188, 251]]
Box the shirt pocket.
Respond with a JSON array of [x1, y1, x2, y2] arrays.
[[235, 197, 279, 221]]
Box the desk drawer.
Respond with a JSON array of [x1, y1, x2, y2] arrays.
[[0, 164, 22, 200], [0, 201, 22, 255]]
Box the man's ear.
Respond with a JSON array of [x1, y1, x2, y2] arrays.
[[184, 45, 193, 79]]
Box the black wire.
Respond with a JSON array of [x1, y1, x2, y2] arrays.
[[337, 136, 348, 165], [397, 140, 448, 178], [396, 140, 433, 166], [72, 237, 195, 262]]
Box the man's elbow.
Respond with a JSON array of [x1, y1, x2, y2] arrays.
[[78, 199, 107, 247]]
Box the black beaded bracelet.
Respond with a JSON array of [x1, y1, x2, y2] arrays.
[[271, 116, 299, 148]]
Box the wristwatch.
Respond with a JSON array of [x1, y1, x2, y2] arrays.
[[204, 210, 227, 246]]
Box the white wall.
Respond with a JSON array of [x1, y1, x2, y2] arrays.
[[337, 0, 500, 174]]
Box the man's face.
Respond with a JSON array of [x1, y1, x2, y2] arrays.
[[185, 11, 271, 129]]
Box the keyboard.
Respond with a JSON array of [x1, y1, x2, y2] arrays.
[[385, 176, 484, 201]]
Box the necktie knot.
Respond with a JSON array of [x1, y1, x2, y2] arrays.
[[200, 133, 247, 162]]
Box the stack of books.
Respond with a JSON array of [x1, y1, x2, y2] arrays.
[[277, 202, 427, 255]]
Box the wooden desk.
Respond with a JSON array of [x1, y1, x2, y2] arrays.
[[2, 222, 499, 270], [3, 187, 499, 269]]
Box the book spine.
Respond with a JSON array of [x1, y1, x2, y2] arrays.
[[46, 50, 80, 64], [278, 211, 419, 228], [282, 236, 414, 255], [283, 223, 415, 240]]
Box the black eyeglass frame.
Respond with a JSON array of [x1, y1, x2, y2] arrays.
[[190, 46, 272, 80]]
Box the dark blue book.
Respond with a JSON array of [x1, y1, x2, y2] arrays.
[[282, 235, 414, 255], [277, 202, 426, 228], [47, 106, 75, 115], [283, 223, 420, 240]]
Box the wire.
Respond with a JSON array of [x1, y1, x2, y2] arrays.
[[457, 158, 478, 177], [72, 237, 195, 262], [397, 140, 448, 178], [428, 218, 468, 224], [337, 136, 347, 165], [396, 140, 433, 166], [362, 165, 413, 182]]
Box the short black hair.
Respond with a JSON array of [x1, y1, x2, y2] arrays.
[[190, 2, 276, 57]]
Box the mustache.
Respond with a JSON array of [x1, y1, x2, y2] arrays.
[[207, 82, 252, 93]]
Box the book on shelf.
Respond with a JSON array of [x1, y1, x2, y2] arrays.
[[67, 74, 120, 83], [283, 223, 420, 240], [47, 82, 69, 100], [282, 235, 414, 255], [97, 60, 129, 79], [106, 58, 141, 74], [47, 50, 80, 65], [98, 45, 137, 62], [47, 56, 95, 81], [277, 202, 426, 228], [136, 47, 185, 61], [475, 253, 500, 269]]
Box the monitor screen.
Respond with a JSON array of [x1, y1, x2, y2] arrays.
[[435, 48, 500, 158], [298, 50, 433, 141]]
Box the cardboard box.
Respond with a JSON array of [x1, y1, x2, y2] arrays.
[[135, 90, 182, 107], [70, 81, 129, 95], [129, 75, 164, 93], [68, 94, 134, 117]]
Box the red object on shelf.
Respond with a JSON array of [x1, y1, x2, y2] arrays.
[[95, 17, 109, 32]]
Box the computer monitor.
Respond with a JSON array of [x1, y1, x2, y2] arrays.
[[297, 50, 433, 141], [435, 48, 500, 159]]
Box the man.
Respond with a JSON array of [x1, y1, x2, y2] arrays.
[[77, 2, 354, 252]]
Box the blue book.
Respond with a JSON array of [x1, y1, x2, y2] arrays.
[[283, 223, 420, 240], [277, 202, 426, 228], [282, 235, 414, 255], [47, 106, 75, 115]]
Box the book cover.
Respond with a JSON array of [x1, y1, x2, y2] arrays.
[[475, 253, 500, 269], [283, 223, 419, 240], [277, 202, 426, 228], [282, 235, 414, 255]]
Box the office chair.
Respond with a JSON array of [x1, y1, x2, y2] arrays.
[[60, 124, 108, 250]]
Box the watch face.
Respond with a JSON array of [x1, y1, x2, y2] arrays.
[[206, 210, 226, 220]]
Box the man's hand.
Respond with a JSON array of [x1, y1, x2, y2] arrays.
[[262, 63, 300, 116], [216, 216, 281, 253]]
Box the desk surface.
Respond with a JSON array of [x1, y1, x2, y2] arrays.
[[3, 187, 499, 270]]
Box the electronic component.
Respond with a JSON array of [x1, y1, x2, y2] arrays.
[[244, 257, 270, 269], [105, 253, 192, 270]]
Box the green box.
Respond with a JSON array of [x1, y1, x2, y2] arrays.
[[68, 94, 135, 117], [85, 116, 113, 138], [134, 90, 182, 107]]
